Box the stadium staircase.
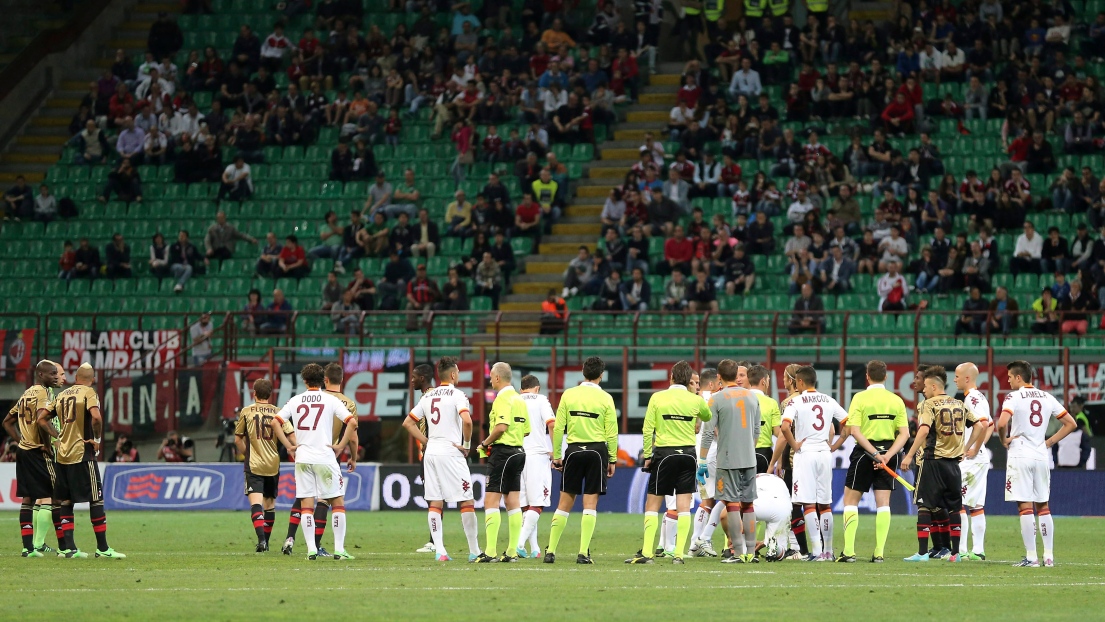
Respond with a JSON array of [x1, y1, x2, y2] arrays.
[[495, 63, 682, 329], [0, 1, 179, 184]]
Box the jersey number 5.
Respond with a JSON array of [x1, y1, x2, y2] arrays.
[[811, 405, 825, 431], [296, 404, 325, 430], [429, 398, 442, 425]]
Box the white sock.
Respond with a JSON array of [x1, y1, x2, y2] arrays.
[[1020, 513, 1038, 561], [428, 509, 445, 557], [788, 529, 799, 551], [460, 510, 481, 556], [960, 510, 970, 553], [302, 512, 317, 554], [1039, 513, 1054, 560], [690, 503, 711, 547], [804, 510, 822, 557], [665, 514, 678, 551], [658, 516, 668, 551], [820, 511, 833, 555], [519, 509, 540, 550], [528, 521, 540, 553], [332, 509, 347, 552], [971, 511, 987, 554], [703, 502, 724, 543]]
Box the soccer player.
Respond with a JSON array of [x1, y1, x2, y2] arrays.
[[690, 368, 724, 558], [44, 363, 125, 558], [272, 363, 357, 560], [402, 357, 481, 562], [544, 356, 618, 564], [954, 362, 994, 560], [996, 360, 1076, 567], [838, 360, 911, 563], [749, 365, 783, 474], [235, 377, 295, 552], [701, 359, 761, 563], [408, 363, 438, 554], [905, 363, 938, 560], [901, 366, 985, 562], [767, 363, 807, 560], [516, 374, 556, 558], [626, 361, 712, 565], [780, 365, 847, 561], [475, 362, 530, 562], [3, 360, 62, 558], [754, 473, 794, 560]]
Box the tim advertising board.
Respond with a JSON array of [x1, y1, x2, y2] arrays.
[[102, 463, 379, 510]]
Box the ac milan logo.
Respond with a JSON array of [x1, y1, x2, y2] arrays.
[[8, 336, 25, 365], [462, 480, 470, 493]]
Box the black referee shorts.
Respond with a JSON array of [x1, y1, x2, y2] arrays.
[[245, 471, 278, 498], [486, 445, 526, 494], [914, 457, 963, 512], [845, 442, 901, 492], [782, 447, 795, 493], [561, 443, 609, 496], [16, 447, 55, 500], [53, 460, 103, 504], [755, 447, 773, 475], [646, 446, 697, 496]]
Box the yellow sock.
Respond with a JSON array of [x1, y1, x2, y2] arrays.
[[674, 512, 692, 558], [642, 512, 658, 557], [547, 510, 568, 555], [507, 509, 522, 556], [579, 509, 596, 556], [843, 506, 859, 557], [484, 509, 500, 555], [874, 507, 891, 557]]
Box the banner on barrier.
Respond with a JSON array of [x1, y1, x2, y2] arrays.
[[63, 330, 181, 370], [0, 463, 104, 510], [102, 463, 379, 511], [0, 328, 34, 383]]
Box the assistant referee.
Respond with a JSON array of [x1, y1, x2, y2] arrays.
[[476, 362, 530, 562], [838, 360, 911, 563], [544, 356, 618, 565]]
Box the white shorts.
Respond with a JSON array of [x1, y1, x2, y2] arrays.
[[665, 495, 676, 511], [698, 458, 718, 500], [960, 458, 989, 508], [294, 461, 345, 501], [791, 451, 832, 505], [1005, 457, 1050, 503], [424, 452, 475, 503], [519, 452, 552, 508]]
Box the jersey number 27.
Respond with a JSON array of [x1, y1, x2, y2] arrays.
[[297, 404, 325, 430]]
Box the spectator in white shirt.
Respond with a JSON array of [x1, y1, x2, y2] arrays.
[[668, 102, 694, 141], [919, 43, 943, 83], [261, 23, 294, 72], [786, 189, 815, 223], [542, 81, 567, 118], [728, 58, 762, 99], [144, 126, 169, 164], [171, 102, 205, 139], [135, 68, 174, 97], [1046, 15, 1071, 48], [940, 41, 966, 82], [877, 225, 909, 272], [218, 156, 253, 201], [877, 259, 910, 312], [1011, 220, 1044, 276]]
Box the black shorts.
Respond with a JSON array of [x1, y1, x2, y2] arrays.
[[245, 471, 278, 498], [15, 447, 55, 500], [845, 442, 901, 492], [561, 443, 609, 496], [53, 460, 102, 504], [646, 446, 697, 496], [782, 447, 795, 492], [914, 457, 963, 511], [486, 445, 526, 494], [755, 447, 773, 475]]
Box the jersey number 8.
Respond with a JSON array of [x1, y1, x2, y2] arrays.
[[1028, 400, 1043, 427]]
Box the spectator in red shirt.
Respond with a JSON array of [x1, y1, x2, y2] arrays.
[[718, 154, 742, 197], [405, 264, 441, 324], [659, 225, 694, 275], [482, 124, 503, 162], [612, 47, 639, 100], [797, 62, 821, 91], [276, 234, 309, 278], [881, 92, 915, 135], [513, 190, 543, 251], [676, 74, 701, 110]]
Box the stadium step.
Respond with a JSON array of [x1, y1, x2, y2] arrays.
[[625, 111, 670, 123], [649, 74, 681, 86], [639, 92, 676, 105], [600, 148, 645, 160], [551, 223, 600, 235]]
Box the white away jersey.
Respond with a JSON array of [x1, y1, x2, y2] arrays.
[[695, 390, 718, 461], [409, 383, 471, 456], [520, 392, 555, 454], [276, 389, 354, 465], [1001, 385, 1068, 460], [962, 388, 993, 461], [781, 390, 847, 452]]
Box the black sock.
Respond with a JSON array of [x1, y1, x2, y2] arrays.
[[263, 510, 275, 544], [287, 499, 302, 540], [250, 503, 266, 543], [314, 504, 329, 548], [932, 509, 950, 550], [791, 506, 809, 555], [916, 508, 932, 555], [90, 502, 109, 551], [51, 504, 65, 548], [19, 503, 33, 551], [60, 505, 76, 550], [949, 509, 962, 554]]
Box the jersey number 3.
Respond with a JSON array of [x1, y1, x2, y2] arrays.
[[296, 404, 325, 430], [811, 405, 825, 431]]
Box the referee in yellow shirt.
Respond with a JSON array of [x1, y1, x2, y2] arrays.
[[476, 362, 531, 562], [544, 356, 618, 565], [838, 360, 911, 563]]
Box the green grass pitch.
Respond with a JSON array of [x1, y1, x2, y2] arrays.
[[2, 511, 1103, 620]]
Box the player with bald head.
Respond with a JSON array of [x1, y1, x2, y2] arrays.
[[4, 360, 62, 557], [954, 362, 994, 560], [47, 364, 125, 558]]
